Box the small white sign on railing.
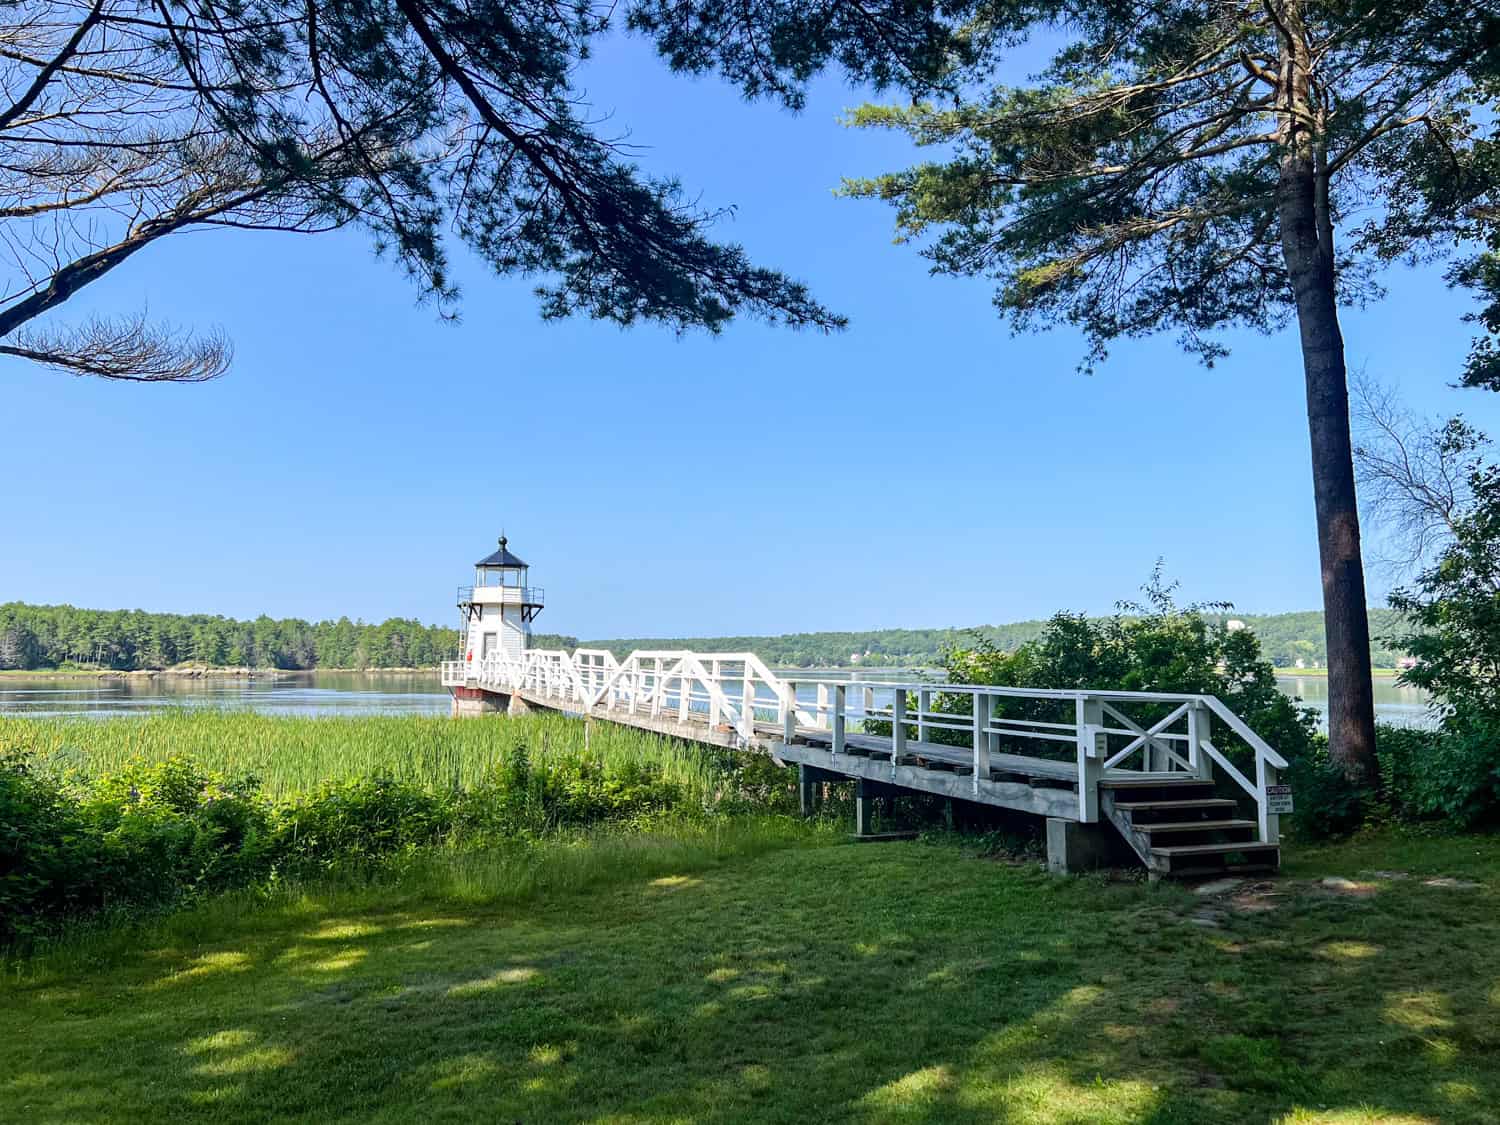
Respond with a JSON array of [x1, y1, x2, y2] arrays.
[[1266, 784, 1294, 814]]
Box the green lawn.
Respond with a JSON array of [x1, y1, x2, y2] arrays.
[[4, 832, 1499, 1124]]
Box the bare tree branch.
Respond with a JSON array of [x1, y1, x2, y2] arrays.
[[0, 311, 231, 380], [1352, 369, 1489, 575]]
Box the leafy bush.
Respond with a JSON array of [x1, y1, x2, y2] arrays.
[[1289, 721, 1500, 837], [1387, 456, 1500, 826], [0, 752, 277, 944], [1379, 717, 1500, 828], [1282, 737, 1368, 840], [934, 565, 1318, 775], [275, 776, 452, 874], [1372, 726, 1443, 825], [1, 752, 102, 943]]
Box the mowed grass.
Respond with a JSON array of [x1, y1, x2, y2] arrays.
[[5, 831, 1500, 1124], [1, 711, 724, 798]]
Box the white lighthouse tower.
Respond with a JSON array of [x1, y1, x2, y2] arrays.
[[458, 535, 544, 666]]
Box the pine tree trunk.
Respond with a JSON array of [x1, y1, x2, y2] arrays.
[[1275, 2, 1378, 786]]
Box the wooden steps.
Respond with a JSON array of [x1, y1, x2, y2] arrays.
[[783, 729, 1284, 880], [1137, 819, 1258, 837], [1100, 777, 1280, 879], [1150, 842, 1280, 858], [1111, 798, 1239, 815], [1147, 841, 1281, 877]]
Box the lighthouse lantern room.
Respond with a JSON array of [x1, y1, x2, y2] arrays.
[[458, 535, 544, 665]]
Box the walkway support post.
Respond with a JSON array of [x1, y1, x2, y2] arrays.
[[742, 673, 754, 739], [891, 690, 907, 775], [832, 685, 846, 754], [799, 765, 818, 817], [855, 778, 876, 836], [1076, 696, 1104, 823], [709, 660, 721, 727], [1257, 756, 1281, 845], [972, 691, 990, 796], [1188, 701, 1215, 782]]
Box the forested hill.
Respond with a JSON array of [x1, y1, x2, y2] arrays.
[[565, 609, 1411, 670], [0, 603, 460, 671], [1, 602, 1409, 672]]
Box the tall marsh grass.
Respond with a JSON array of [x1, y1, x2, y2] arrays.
[[1, 710, 725, 799], [0, 711, 809, 948]]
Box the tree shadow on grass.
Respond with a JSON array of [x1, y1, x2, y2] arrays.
[[4, 846, 1500, 1124]]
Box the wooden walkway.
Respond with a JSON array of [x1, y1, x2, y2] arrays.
[[442, 649, 1289, 877]]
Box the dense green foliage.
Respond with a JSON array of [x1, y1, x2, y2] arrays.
[[1386, 456, 1500, 826], [839, 0, 1500, 784], [7, 0, 970, 383], [0, 602, 459, 671], [928, 575, 1318, 777], [841, 2, 1498, 369], [0, 713, 797, 945]]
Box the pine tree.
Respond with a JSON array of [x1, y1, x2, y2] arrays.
[[842, 1, 1500, 783]]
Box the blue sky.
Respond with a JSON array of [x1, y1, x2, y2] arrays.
[[5, 34, 1499, 640]]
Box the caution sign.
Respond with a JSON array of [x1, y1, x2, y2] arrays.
[[1266, 784, 1294, 814]]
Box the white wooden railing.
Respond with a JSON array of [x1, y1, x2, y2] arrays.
[[441, 653, 1288, 843], [443, 649, 789, 742]]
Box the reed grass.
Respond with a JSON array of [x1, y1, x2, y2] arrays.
[[0, 711, 725, 800]]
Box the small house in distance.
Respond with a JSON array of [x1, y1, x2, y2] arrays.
[[457, 536, 544, 664]]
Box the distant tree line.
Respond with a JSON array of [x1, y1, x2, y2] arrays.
[[0, 603, 1411, 673], [0, 603, 460, 671], [575, 610, 1409, 670]]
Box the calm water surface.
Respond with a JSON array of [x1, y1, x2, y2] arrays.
[[1277, 674, 1433, 729], [0, 668, 1434, 728], [0, 671, 451, 718]]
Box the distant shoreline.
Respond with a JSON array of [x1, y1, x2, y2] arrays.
[[0, 666, 440, 680], [1273, 667, 1403, 678], [2, 664, 1407, 682]]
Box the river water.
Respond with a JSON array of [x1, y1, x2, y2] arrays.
[[0, 668, 1435, 728]]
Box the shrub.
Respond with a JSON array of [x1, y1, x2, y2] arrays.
[[0, 752, 277, 944], [1286, 722, 1500, 836], [1386, 456, 1500, 825], [274, 776, 452, 874], [1281, 736, 1368, 840], [1373, 725, 1443, 825], [0, 752, 103, 943], [1401, 716, 1500, 828], [713, 751, 800, 816], [935, 565, 1319, 776]]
